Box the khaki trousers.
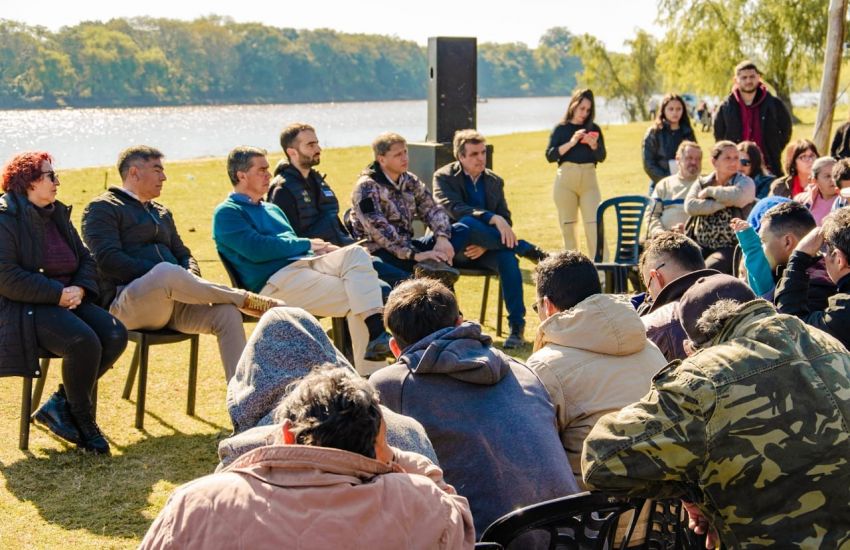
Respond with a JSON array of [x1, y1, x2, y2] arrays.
[[553, 162, 604, 258], [260, 246, 385, 376], [110, 262, 248, 381]]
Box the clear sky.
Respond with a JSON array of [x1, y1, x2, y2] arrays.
[[3, 0, 663, 52]]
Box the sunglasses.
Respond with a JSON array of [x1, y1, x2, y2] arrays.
[[41, 171, 58, 183], [739, 159, 750, 166]]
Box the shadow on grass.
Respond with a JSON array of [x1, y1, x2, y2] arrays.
[[1, 430, 226, 540]]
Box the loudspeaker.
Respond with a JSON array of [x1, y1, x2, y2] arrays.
[[427, 37, 477, 143]]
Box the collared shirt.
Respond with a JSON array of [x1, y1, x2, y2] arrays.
[[463, 170, 491, 222], [120, 187, 142, 202]]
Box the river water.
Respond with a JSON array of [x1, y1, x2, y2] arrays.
[[0, 96, 631, 169]]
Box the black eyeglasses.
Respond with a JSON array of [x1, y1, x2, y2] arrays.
[[740, 159, 750, 167], [41, 171, 57, 183], [532, 302, 539, 313]]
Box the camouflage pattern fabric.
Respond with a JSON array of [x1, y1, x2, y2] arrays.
[[350, 162, 452, 260], [582, 300, 850, 549]]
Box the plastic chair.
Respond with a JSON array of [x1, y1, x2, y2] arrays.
[[595, 196, 652, 293], [479, 491, 644, 549], [217, 251, 352, 362], [121, 329, 200, 430], [458, 267, 504, 336]]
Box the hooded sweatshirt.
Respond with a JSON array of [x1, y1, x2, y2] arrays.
[[370, 322, 578, 537], [221, 306, 438, 466], [527, 294, 667, 488]]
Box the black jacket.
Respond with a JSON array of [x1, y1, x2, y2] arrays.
[[831, 121, 850, 160], [81, 187, 199, 307], [432, 161, 512, 224], [775, 250, 850, 350], [0, 193, 100, 377], [266, 161, 354, 246], [713, 87, 792, 177], [641, 123, 696, 183]]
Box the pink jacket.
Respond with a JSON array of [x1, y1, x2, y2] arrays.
[[139, 445, 475, 550]]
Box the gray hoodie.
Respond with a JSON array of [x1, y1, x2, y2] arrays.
[[219, 307, 438, 467], [371, 321, 579, 537]]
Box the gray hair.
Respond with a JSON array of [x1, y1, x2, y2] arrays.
[[372, 132, 406, 158], [226, 146, 267, 185]]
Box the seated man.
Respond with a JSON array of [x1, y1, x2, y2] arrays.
[[370, 278, 578, 538], [82, 145, 280, 381], [350, 132, 468, 287], [644, 140, 703, 238], [212, 147, 392, 375], [527, 251, 667, 487], [775, 207, 850, 349], [734, 201, 835, 307], [266, 123, 407, 288], [583, 274, 850, 547], [433, 129, 547, 348], [140, 367, 475, 549], [638, 232, 715, 361]]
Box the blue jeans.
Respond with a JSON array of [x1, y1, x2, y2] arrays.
[[457, 216, 527, 328], [370, 257, 409, 301]]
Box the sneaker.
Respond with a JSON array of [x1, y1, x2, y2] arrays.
[[503, 325, 526, 349], [32, 385, 83, 445], [363, 331, 392, 361], [413, 259, 460, 287], [239, 293, 286, 318], [518, 245, 549, 265], [71, 410, 110, 455]]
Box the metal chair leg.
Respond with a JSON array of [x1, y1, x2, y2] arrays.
[[479, 275, 491, 324], [135, 336, 148, 430], [122, 344, 141, 399], [32, 358, 50, 412], [496, 278, 504, 337], [91, 382, 98, 421], [20, 377, 32, 450], [187, 335, 199, 416]]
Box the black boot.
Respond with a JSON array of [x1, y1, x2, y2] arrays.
[[71, 409, 110, 455], [32, 384, 83, 445], [364, 331, 392, 361], [503, 324, 526, 349]]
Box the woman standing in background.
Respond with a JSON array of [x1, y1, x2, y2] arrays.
[[545, 88, 607, 256], [642, 93, 696, 192]]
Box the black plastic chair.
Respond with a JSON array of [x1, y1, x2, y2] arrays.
[[594, 196, 652, 293], [478, 491, 644, 550], [121, 328, 200, 430], [458, 267, 504, 336], [216, 250, 352, 362]]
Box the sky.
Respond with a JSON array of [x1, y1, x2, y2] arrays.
[[2, 0, 664, 52]]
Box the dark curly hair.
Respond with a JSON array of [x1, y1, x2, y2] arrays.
[[2, 151, 52, 194]]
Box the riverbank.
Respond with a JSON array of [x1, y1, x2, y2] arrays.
[[0, 111, 829, 549]]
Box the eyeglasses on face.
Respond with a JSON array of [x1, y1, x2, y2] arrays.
[[41, 171, 57, 183], [739, 158, 751, 166]]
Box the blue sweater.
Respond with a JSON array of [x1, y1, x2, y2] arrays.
[[212, 193, 312, 292]]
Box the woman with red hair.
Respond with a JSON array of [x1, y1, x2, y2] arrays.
[[0, 152, 127, 455]]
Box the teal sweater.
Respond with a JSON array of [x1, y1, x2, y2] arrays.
[[735, 226, 774, 296], [212, 193, 312, 292]]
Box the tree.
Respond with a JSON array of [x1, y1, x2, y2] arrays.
[[570, 30, 659, 121], [656, 0, 828, 117]]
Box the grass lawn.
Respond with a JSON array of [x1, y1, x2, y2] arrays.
[[0, 107, 827, 548]]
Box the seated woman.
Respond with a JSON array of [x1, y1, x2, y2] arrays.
[[737, 141, 775, 199], [219, 306, 437, 469], [0, 152, 127, 454], [794, 156, 838, 226], [684, 141, 756, 274], [769, 139, 818, 198]]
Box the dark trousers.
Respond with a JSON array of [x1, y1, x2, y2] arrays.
[[34, 302, 128, 415], [373, 222, 471, 274], [702, 245, 735, 275], [370, 257, 410, 297], [456, 216, 527, 328]]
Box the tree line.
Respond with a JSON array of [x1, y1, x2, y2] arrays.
[[0, 17, 582, 109]]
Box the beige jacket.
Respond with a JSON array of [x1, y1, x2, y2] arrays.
[[528, 294, 667, 489], [645, 173, 699, 238], [139, 445, 475, 550]]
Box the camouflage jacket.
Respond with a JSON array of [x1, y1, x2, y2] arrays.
[[350, 162, 452, 260], [582, 300, 850, 549]]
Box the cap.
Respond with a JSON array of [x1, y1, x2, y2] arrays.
[[678, 274, 756, 346]]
